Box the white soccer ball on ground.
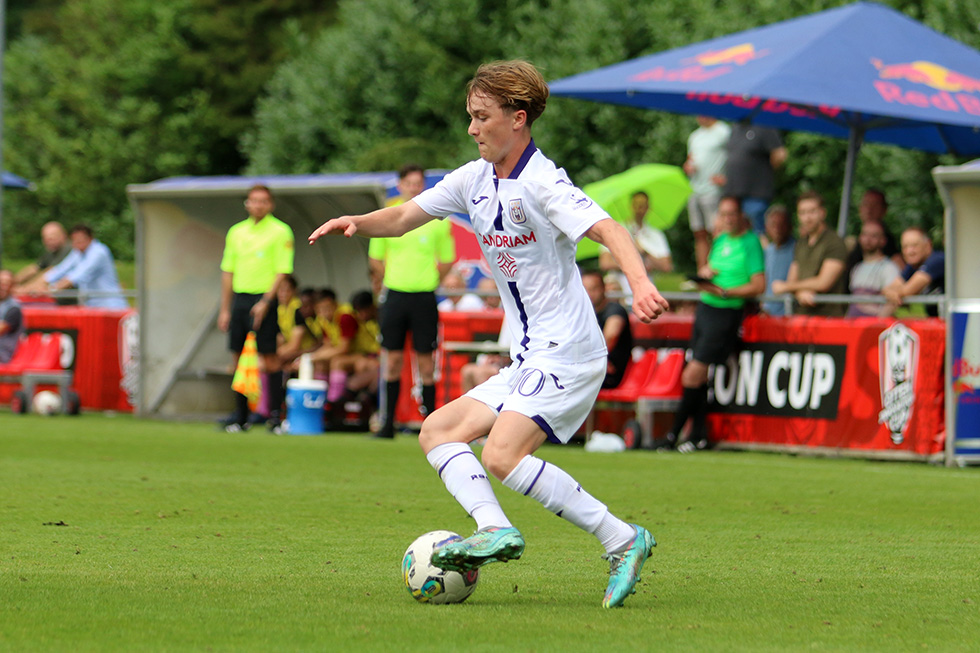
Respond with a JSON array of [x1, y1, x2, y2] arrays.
[[402, 530, 480, 604], [32, 390, 63, 416]]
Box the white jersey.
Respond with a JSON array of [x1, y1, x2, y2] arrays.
[[414, 140, 608, 365]]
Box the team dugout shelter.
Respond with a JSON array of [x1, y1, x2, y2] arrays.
[[126, 172, 483, 419]]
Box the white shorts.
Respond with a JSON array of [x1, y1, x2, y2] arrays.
[[688, 193, 720, 233], [465, 352, 606, 444]]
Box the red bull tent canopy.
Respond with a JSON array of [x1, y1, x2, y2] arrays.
[[549, 1, 980, 234]]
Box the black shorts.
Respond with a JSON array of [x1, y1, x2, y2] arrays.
[[379, 289, 439, 353], [229, 293, 280, 355], [690, 303, 744, 366]]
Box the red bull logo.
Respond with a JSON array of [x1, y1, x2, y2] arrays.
[[631, 42, 767, 83], [686, 43, 768, 67], [872, 58, 980, 116]]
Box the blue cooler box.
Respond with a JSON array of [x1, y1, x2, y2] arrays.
[[284, 379, 327, 435]]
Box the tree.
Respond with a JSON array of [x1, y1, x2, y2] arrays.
[[2, 0, 216, 260], [247, 0, 972, 272], [1, 0, 339, 262]]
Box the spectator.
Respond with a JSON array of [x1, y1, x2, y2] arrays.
[[0, 269, 25, 363], [582, 268, 633, 389], [719, 122, 787, 236], [460, 323, 512, 393], [43, 224, 128, 309], [475, 276, 502, 311], [437, 270, 484, 312], [762, 205, 795, 316], [277, 277, 320, 371], [684, 116, 731, 269], [883, 226, 945, 317], [599, 191, 672, 302], [847, 221, 902, 318], [771, 191, 848, 317], [657, 196, 765, 452], [324, 290, 382, 419], [13, 222, 74, 302], [217, 184, 294, 432], [308, 288, 344, 377], [844, 188, 901, 291], [368, 163, 456, 438]]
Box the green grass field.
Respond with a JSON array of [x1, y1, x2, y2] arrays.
[[2, 413, 978, 652]]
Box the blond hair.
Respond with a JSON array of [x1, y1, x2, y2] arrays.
[[466, 60, 549, 125]]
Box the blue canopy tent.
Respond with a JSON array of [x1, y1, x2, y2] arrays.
[[1, 171, 32, 189], [549, 1, 980, 235]]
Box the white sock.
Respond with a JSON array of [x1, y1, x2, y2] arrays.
[[593, 513, 637, 555], [502, 455, 634, 552], [426, 442, 511, 531]]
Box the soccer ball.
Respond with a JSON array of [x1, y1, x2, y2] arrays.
[[402, 530, 479, 604], [32, 390, 63, 416]]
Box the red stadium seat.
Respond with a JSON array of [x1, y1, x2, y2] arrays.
[[595, 349, 659, 404], [638, 349, 685, 401], [0, 332, 44, 375], [24, 333, 64, 372]]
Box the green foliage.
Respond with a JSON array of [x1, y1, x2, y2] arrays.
[[1, 0, 338, 263], [3, 1, 216, 261], [2, 415, 980, 651], [248, 0, 973, 257]]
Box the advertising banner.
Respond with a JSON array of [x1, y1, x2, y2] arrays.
[[950, 309, 980, 460]]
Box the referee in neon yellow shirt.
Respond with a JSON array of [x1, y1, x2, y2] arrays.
[[218, 184, 295, 431], [369, 165, 455, 438]]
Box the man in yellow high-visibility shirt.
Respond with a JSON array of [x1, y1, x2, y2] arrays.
[[218, 184, 295, 432], [368, 164, 455, 438]]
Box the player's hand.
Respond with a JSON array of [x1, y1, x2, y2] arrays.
[[631, 279, 669, 323], [309, 216, 358, 244], [771, 280, 788, 295]]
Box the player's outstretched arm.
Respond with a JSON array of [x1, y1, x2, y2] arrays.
[[585, 218, 669, 323], [308, 200, 434, 244]]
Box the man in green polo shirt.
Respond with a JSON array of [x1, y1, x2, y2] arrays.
[[771, 190, 847, 317], [368, 164, 455, 439], [657, 195, 766, 452], [218, 184, 295, 432]]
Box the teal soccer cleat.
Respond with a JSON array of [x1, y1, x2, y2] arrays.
[[602, 525, 657, 608], [431, 526, 525, 572]]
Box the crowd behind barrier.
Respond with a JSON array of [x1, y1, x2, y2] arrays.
[[432, 295, 946, 459]]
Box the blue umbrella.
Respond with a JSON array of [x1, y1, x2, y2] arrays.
[[550, 1, 980, 234], [2, 171, 33, 190]]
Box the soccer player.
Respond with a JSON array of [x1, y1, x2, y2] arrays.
[[309, 60, 668, 608]]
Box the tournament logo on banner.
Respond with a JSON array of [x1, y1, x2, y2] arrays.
[[878, 323, 919, 445], [711, 342, 846, 419]]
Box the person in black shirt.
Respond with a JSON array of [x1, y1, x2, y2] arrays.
[[582, 269, 633, 389]]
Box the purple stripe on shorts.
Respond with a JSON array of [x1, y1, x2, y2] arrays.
[[438, 449, 476, 478], [523, 458, 547, 496], [531, 414, 562, 444]]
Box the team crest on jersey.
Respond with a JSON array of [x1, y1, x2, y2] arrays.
[[508, 199, 527, 225]]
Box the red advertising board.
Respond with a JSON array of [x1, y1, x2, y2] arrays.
[[0, 307, 137, 412], [433, 312, 946, 456]]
